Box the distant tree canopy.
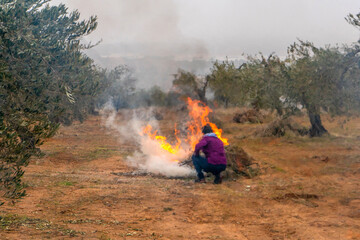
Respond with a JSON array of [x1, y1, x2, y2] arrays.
[[0, 0, 102, 203], [98, 65, 175, 109], [149, 85, 167, 107], [97, 66, 137, 110], [207, 60, 242, 108], [208, 56, 287, 113], [207, 41, 360, 136], [172, 69, 209, 103]]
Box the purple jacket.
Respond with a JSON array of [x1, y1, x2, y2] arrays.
[[195, 133, 227, 165]]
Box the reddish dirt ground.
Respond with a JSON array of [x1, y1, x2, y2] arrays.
[[1, 109, 360, 240]]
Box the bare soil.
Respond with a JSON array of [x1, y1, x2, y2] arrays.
[[1, 110, 360, 240]]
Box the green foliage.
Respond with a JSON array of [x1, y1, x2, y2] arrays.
[[346, 12, 360, 31], [172, 69, 208, 103], [149, 85, 167, 106], [97, 66, 173, 109], [208, 56, 286, 113], [0, 0, 101, 203], [282, 12, 360, 135], [208, 60, 242, 107], [287, 41, 347, 113], [286, 40, 360, 136], [240, 55, 287, 114], [97, 65, 137, 109], [207, 39, 360, 136]]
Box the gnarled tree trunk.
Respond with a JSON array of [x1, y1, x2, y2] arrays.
[[196, 76, 209, 104], [308, 111, 328, 137], [302, 96, 328, 137]]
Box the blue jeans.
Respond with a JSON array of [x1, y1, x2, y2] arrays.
[[192, 155, 226, 180]]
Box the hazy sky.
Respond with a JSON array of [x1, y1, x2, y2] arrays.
[[51, 0, 360, 88], [52, 0, 360, 58]]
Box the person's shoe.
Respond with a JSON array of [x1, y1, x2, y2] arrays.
[[214, 176, 223, 184], [194, 178, 206, 183]]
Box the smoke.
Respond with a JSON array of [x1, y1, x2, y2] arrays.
[[61, 0, 208, 58], [51, 0, 210, 89], [101, 102, 195, 177]]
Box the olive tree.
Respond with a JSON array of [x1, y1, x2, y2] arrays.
[[0, 0, 101, 204], [207, 60, 243, 107], [172, 69, 209, 103], [285, 40, 360, 136]]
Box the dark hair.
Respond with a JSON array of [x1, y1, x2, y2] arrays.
[[202, 124, 213, 134]]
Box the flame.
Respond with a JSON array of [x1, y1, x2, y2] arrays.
[[186, 98, 229, 149], [142, 124, 180, 155], [141, 98, 229, 161]]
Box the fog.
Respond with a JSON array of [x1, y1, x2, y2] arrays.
[[52, 0, 360, 88]]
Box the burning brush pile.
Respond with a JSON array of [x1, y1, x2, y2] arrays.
[[104, 97, 257, 179], [134, 98, 229, 177]]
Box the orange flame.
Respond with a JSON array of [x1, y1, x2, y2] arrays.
[[141, 124, 180, 155], [186, 98, 229, 149], [141, 98, 229, 160]]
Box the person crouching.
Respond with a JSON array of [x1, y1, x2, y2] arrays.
[[192, 124, 227, 184]]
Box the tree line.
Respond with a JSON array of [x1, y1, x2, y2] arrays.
[[171, 15, 360, 138], [110, 14, 360, 138]]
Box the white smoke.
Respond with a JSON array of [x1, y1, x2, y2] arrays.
[[101, 102, 195, 177], [50, 0, 210, 89]]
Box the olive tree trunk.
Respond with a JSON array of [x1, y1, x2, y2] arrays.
[[308, 111, 328, 137]]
